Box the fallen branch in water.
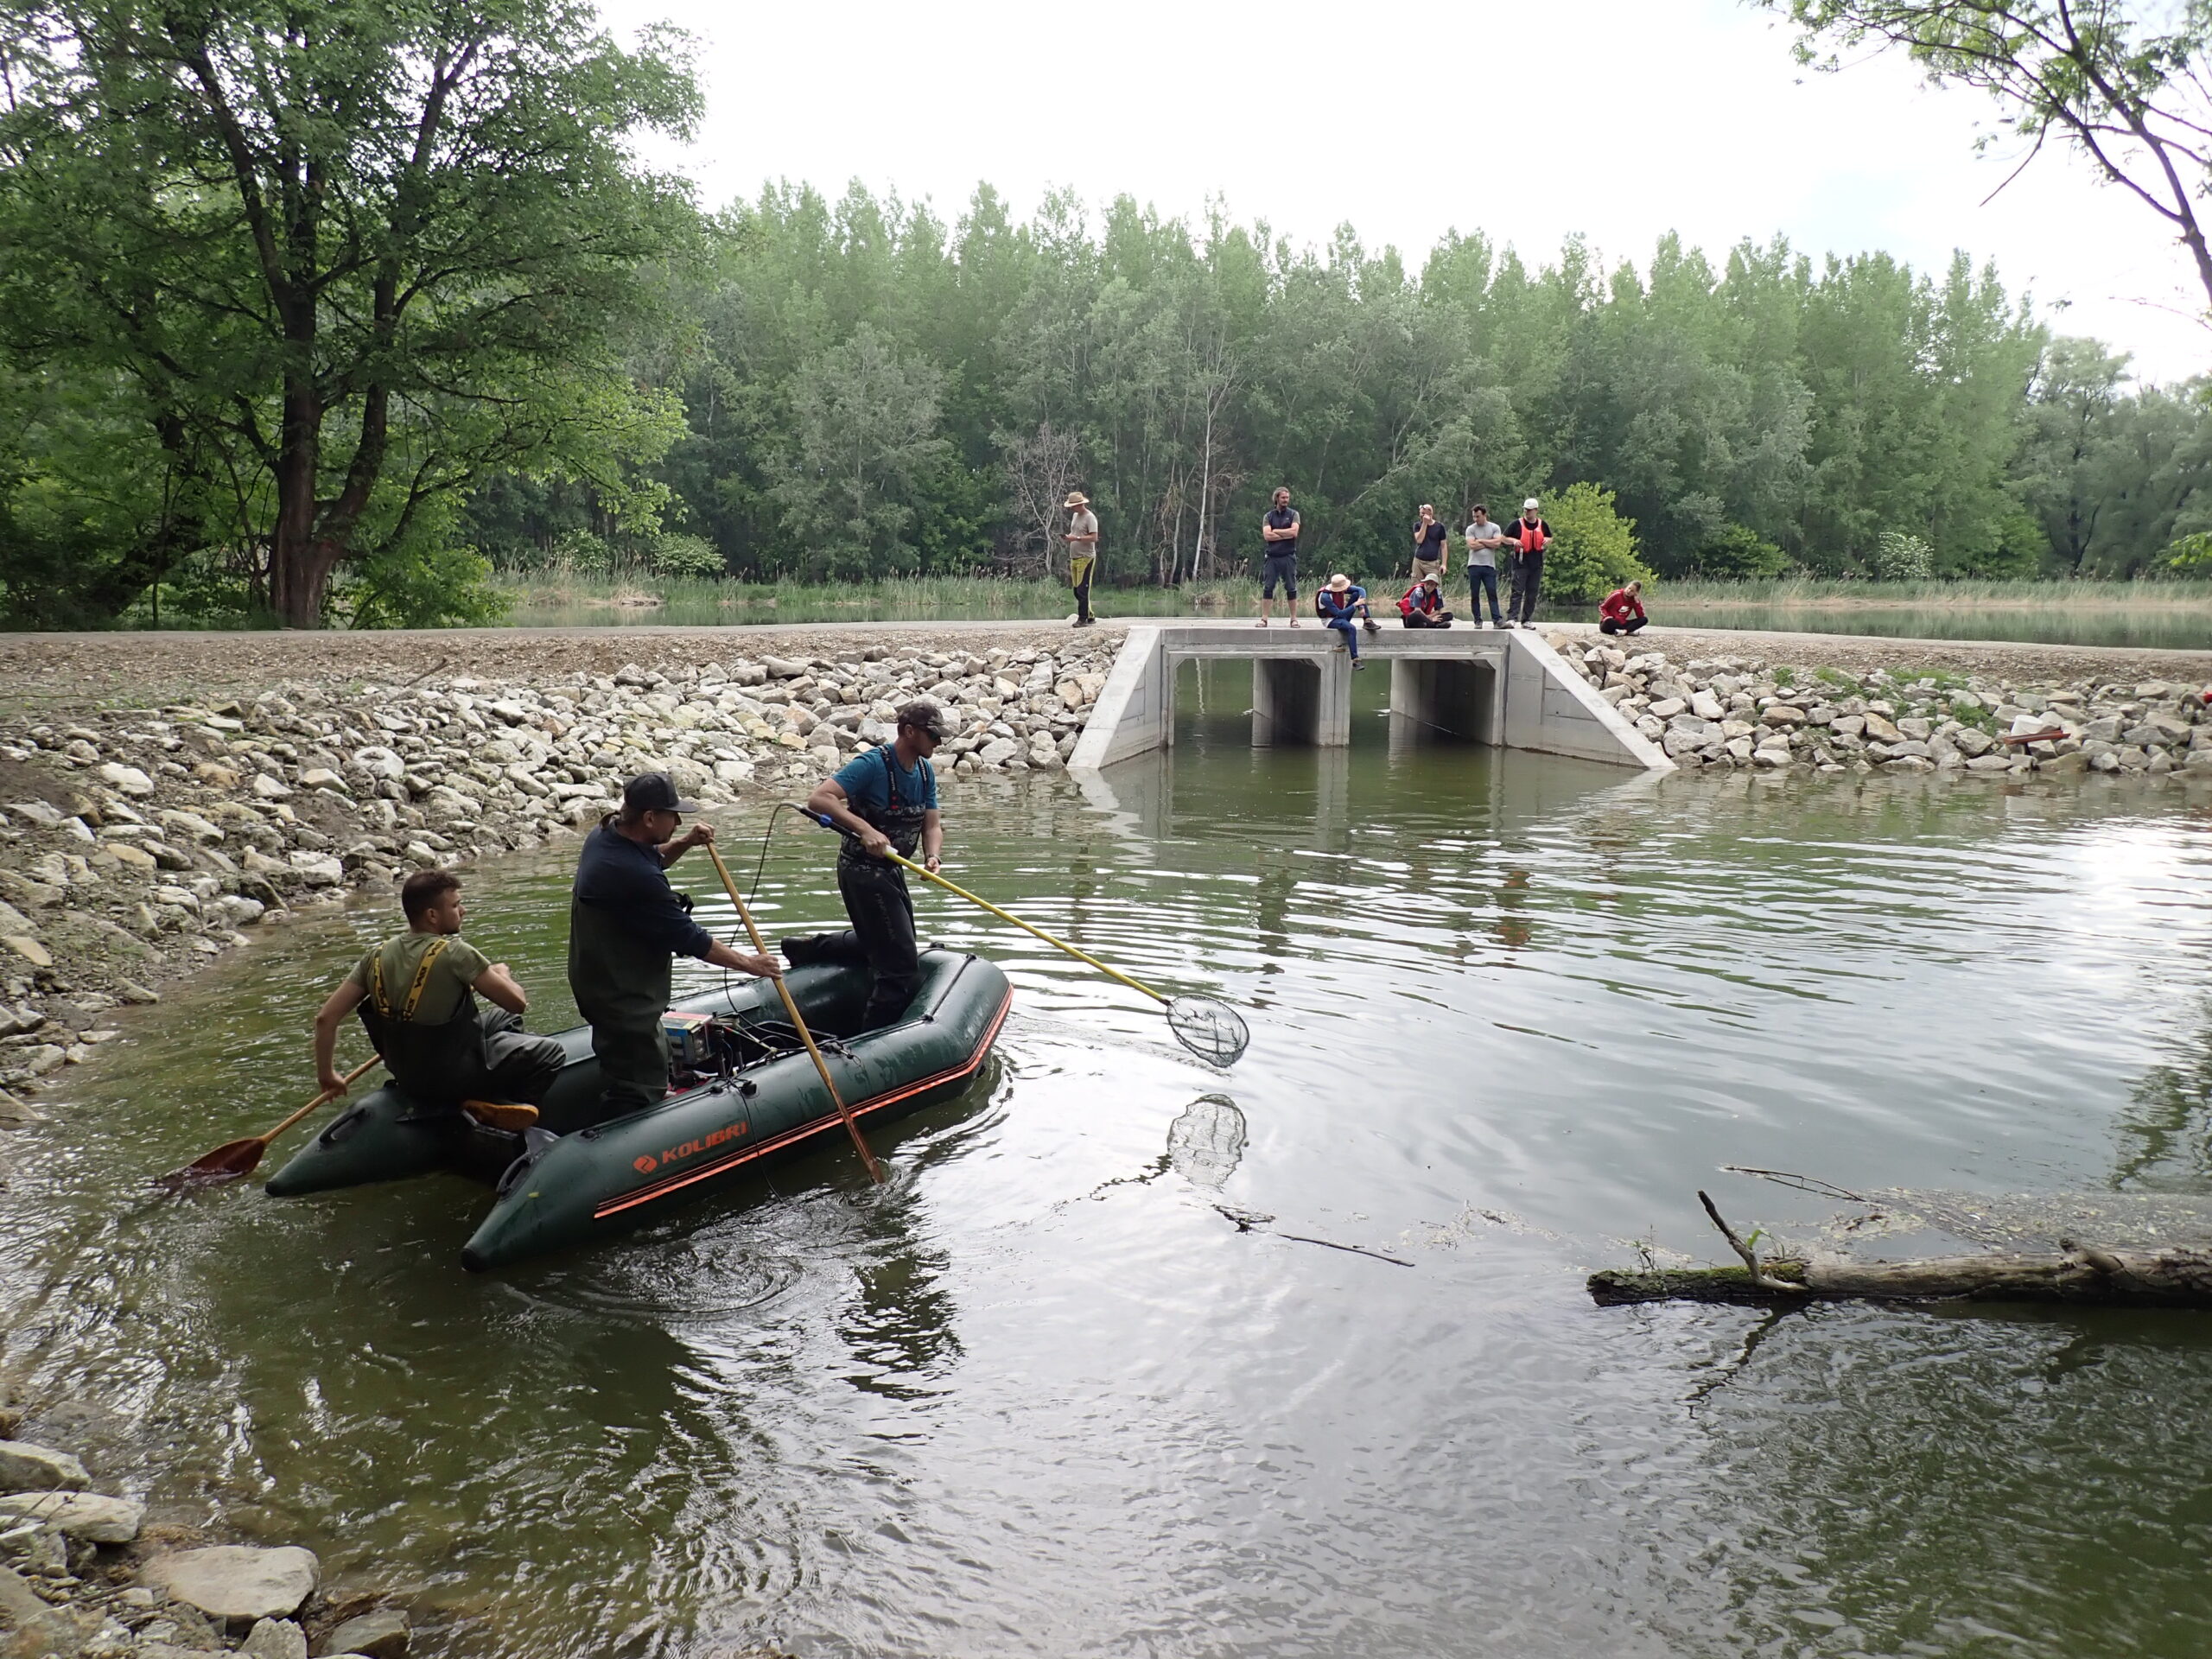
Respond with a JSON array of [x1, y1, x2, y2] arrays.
[[1592, 1231, 2212, 1309]]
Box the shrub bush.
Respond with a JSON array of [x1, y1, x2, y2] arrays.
[[649, 532, 725, 579], [1872, 531, 1934, 582], [1543, 482, 1655, 604]]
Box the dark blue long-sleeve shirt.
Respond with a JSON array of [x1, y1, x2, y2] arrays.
[[572, 823, 714, 959]]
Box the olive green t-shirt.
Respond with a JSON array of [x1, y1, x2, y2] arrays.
[[346, 932, 490, 1025]]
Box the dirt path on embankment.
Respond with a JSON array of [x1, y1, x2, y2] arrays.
[[2, 618, 2207, 717]]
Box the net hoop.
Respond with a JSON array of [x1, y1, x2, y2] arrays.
[[1164, 997, 1250, 1066]]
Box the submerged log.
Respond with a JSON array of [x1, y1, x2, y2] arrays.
[[1590, 1245, 2212, 1309]]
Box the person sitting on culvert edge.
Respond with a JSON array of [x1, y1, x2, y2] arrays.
[[1599, 579, 1649, 636], [569, 772, 782, 1125], [1315, 573, 1381, 667], [1398, 573, 1454, 628], [312, 868, 567, 1116]]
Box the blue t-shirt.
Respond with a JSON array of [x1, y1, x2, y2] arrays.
[[834, 745, 938, 817]]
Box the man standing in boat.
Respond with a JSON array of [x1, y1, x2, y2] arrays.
[[570, 772, 782, 1123], [806, 701, 945, 1029], [312, 869, 567, 1113]]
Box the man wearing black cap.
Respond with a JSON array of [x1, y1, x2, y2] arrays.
[[805, 701, 945, 1028], [569, 772, 781, 1123]]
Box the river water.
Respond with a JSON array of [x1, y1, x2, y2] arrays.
[[10, 666, 2212, 1658]]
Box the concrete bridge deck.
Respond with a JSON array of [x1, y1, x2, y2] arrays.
[[1067, 622, 1670, 773]]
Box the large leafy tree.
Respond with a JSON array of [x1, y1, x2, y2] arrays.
[[1762, 0, 2212, 315], [0, 0, 699, 626]]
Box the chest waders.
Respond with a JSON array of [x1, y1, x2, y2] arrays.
[[839, 746, 929, 1027], [355, 937, 489, 1105], [569, 856, 687, 1124]]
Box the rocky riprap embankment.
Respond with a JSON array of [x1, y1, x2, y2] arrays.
[[0, 1433, 409, 1657], [1548, 636, 2212, 778], [0, 640, 1113, 1108]]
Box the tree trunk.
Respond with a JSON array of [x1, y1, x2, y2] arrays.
[[1589, 1244, 2212, 1310], [269, 374, 324, 627]]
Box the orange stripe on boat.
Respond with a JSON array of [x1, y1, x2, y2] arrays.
[[593, 989, 1011, 1220]]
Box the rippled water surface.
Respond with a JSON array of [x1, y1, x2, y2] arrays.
[[11, 664, 2212, 1658]]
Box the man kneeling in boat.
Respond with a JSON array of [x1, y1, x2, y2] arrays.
[[312, 869, 566, 1115], [806, 701, 945, 1030]]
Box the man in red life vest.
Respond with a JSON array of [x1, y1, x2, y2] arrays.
[[1505, 496, 1550, 628], [1599, 579, 1648, 635], [1398, 573, 1453, 628]]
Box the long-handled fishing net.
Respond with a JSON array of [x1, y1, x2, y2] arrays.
[[785, 804, 1251, 1065]]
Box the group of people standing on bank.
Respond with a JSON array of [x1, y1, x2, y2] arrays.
[[311, 705, 954, 1131], [1055, 490, 1640, 639]]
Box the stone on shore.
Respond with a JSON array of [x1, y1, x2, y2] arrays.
[[0, 1440, 88, 1491], [322, 1605, 410, 1657], [0, 1489, 142, 1541], [143, 1543, 320, 1622], [238, 1617, 310, 1659]]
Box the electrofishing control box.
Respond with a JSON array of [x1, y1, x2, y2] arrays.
[[663, 1010, 715, 1072]]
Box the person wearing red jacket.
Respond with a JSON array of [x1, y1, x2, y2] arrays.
[[1599, 580, 1648, 636], [1398, 574, 1454, 628]]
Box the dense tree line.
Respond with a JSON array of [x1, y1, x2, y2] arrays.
[[479, 182, 2204, 600], [0, 3, 2205, 627]]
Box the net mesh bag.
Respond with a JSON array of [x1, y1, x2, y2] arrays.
[[1165, 997, 1250, 1066]]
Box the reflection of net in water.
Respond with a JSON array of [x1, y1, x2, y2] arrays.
[[1165, 997, 1249, 1065], [1167, 1095, 1248, 1190]]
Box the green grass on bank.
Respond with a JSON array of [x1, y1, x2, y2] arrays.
[[492, 573, 1258, 626], [490, 571, 2212, 628], [1651, 576, 2212, 610]]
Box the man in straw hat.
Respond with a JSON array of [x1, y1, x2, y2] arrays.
[[1064, 491, 1099, 627], [1315, 573, 1380, 668]]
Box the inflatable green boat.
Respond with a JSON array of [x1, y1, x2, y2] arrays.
[[265, 942, 1011, 1270]]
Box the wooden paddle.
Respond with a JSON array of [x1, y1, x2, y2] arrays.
[[156, 1054, 380, 1191], [703, 840, 885, 1185]]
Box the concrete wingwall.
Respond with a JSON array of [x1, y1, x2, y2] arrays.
[[1068, 623, 1670, 774]]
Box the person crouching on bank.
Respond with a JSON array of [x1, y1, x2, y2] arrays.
[[569, 772, 781, 1124], [312, 868, 566, 1111], [1599, 580, 1649, 635], [805, 702, 945, 1030]]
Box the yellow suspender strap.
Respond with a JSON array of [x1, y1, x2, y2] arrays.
[[400, 937, 450, 1022], [369, 950, 392, 1020]]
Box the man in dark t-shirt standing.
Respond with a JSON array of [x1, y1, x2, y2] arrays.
[[1411, 504, 1448, 582], [1258, 486, 1302, 627]]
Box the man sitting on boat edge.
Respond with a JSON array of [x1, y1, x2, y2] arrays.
[[312, 868, 566, 1113]]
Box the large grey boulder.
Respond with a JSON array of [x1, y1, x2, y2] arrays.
[[0, 1440, 88, 1491], [143, 1544, 321, 1622], [0, 1491, 141, 1542]]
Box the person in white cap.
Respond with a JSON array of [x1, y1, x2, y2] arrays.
[[1064, 491, 1099, 626], [1505, 496, 1552, 628]]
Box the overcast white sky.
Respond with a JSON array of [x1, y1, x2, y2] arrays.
[[596, 0, 2209, 385]]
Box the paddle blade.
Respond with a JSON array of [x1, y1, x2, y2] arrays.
[[151, 1137, 267, 1192], [1166, 997, 1250, 1066]]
